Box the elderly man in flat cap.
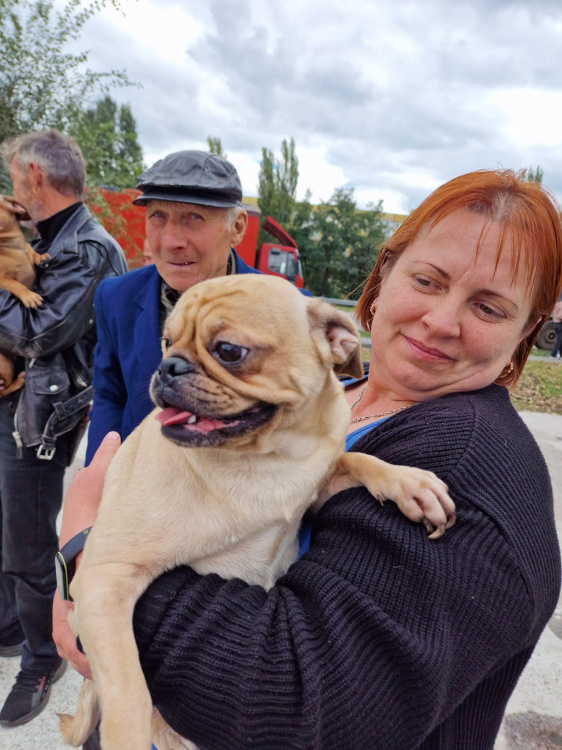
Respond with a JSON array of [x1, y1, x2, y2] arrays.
[[84, 150, 259, 462]]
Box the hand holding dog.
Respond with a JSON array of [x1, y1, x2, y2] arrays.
[[53, 432, 122, 679]]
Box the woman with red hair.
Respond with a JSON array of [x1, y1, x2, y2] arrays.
[[55, 169, 562, 749]]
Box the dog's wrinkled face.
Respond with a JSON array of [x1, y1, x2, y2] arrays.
[[150, 275, 362, 449]]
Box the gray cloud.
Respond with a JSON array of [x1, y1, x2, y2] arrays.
[[72, 0, 562, 211]]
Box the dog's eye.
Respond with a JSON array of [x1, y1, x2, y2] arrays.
[[212, 342, 248, 364], [161, 336, 172, 349]]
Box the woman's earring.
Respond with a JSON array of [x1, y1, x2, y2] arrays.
[[498, 361, 514, 379], [369, 300, 377, 316]]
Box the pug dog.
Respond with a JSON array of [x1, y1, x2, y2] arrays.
[[59, 274, 454, 750], [0, 194, 45, 396]]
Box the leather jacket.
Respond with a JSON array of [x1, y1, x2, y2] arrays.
[[0, 203, 127, 457]]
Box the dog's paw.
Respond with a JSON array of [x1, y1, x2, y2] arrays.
[[20, 289, 43, 308], [34, 251, 50, 265], [378, 465, 455, 539], [0, 371, 25, 397]]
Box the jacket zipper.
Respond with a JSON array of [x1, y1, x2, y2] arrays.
[[12, 410, 23, 459], [12, 358, 34, 458]]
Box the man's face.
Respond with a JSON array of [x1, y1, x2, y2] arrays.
[[9, 157, 34, 216], [145, 201, 247, 293]]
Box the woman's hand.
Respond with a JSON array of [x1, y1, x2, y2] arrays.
[[53, 431, 121, 678]]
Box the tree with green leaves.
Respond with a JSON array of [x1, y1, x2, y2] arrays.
[[526, 165, 543, 183], [69, 95, 143, 188], [207, 136, 227, 159], [0, 0, 135, 190], [257, 138, 299, 244], [303, 188, 384, 298]]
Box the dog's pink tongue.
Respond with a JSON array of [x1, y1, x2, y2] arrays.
[[155, 406, 192, 426]]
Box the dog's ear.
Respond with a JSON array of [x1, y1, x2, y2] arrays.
[[307, 299, 364, 379], [2, 195, 31, 221]]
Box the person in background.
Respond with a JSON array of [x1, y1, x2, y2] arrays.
[[550, 297, 562, 358], [83, 149, 266, 464], [142, 237, 154, 266], [55, 169, 561, 748], [0, 129, 127, 727]]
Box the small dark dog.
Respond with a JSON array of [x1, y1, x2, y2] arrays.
[[0, 194, 45, 396]]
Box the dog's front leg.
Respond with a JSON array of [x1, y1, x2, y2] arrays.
[[152, 708, 198, 750], [0, 274, 43, 307], [71, 561, 156, 750], [316, 453, 455, 538]]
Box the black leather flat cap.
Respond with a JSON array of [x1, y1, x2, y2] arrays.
[[133, 150, 243, 207]]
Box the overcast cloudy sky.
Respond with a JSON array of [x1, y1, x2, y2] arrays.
[[59, 0, 562, 214]]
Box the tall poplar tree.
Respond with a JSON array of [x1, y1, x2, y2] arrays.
[[70, 95, 144, 188], [257, 138, 299, 244]]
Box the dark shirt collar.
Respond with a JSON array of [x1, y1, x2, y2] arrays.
[[34, 202, 82, 253]]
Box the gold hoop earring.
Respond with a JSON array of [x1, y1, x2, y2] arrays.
[[498, 361, 514, 380]]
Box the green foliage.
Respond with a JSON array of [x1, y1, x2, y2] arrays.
[[207, 136, 227, 158], [0, 161, 11, 194], [258, 138, 298, 245], [526, 165, 544, 183], [255, 137, 384, 297], [303, 187, 384, 298], [69, 95, 144, 187], [0, 0, 133, 145]]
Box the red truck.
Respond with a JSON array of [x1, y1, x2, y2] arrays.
[[92, 188, 304, 288]]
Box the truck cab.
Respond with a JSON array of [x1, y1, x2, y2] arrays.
[[236, 206, 304, 288]]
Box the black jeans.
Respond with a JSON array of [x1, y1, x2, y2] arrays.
[[0, 394, 71, 671], [552, 323, 562, 357]]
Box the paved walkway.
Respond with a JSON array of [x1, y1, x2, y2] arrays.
[[1, 411, 561, 749]]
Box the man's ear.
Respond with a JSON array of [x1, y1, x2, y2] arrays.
[[230, 209, 248, 246], [28, 162, 44, 192], [307, 299, 364, 379]]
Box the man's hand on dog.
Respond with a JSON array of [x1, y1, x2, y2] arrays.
[[53, 431, 121, 679]]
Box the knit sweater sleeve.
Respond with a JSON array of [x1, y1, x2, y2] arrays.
[[133, 387, 559, 749]]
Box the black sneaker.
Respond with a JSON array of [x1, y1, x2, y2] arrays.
[[0, 622, 25, 657], [0, 657, 66, 726]]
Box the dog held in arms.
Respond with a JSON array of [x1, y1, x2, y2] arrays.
[[59, 274, 455, 750], [0, 194, 45, 395]]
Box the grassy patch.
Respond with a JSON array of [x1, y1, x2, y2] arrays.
[[510, 360, 562, 414], [530, 346, 552, 358]]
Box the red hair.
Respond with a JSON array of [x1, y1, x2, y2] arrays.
[[356, 169, 562, 387]]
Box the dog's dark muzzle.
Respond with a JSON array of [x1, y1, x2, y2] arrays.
[[150, 356, 277, 447], [155, 356, 196, 386], [151, 356, 198, 405]]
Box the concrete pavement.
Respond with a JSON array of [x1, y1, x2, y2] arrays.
[[495, 411, 562, 750], [1, 411, 561, 749]]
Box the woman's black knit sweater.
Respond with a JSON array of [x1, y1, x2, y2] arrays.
[[133, 384, 560, 749]]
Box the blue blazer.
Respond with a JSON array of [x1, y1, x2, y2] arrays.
[[86, 252, 262, 463]]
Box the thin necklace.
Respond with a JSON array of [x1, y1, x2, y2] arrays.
[[349, 385, 417, 424]]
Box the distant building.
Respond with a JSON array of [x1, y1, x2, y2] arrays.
[[242, 197, 408, 240], [379, 212, 408, 238]]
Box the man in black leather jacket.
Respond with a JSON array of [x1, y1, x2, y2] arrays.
[[0, 129, 127, 726]]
